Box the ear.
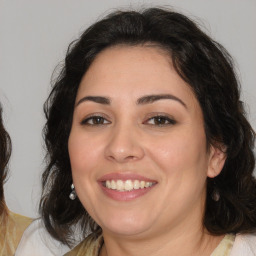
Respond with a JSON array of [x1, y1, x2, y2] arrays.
[[207, 144, 227, 178]]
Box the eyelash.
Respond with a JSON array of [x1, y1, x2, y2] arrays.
[[80, 115, 110, 126], [80, 114, 176, 127], [144, 115, 177, 126]]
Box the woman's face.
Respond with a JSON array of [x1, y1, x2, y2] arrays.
[[68, 46, 224, 238]]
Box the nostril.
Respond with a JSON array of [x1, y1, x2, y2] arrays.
[[106, 151, 143, 163], [104, 134, 145, 162]]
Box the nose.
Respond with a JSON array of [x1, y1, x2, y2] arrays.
[[104, 124, 145, 163]]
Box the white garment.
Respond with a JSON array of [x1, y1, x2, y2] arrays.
[[230, 233, 256, 256], [16, 221, 256, 256], [15, 219, 73, 256]]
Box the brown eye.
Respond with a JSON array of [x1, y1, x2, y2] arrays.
[[146, 115, 176, 126], [92, 117, 105, 125], [154, 117, 168, 125], [81, 116, 110, 126]]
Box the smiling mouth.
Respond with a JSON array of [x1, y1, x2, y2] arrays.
[[103, 179, 156, 192]]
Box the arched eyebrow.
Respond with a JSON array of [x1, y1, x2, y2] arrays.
[[137, 94, 187, 108], [76, 96, 111, 107], [76, 94, 186, 108]]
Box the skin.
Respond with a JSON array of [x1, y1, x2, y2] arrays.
[[68, 45, 226, 256]]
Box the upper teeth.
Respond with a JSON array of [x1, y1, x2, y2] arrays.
[[105, 180, 154, 191]]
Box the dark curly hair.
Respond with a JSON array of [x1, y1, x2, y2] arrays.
[[0, 104, 11, 215], [40, 8, 256, 246]]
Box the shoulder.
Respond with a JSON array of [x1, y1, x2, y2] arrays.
[[230, 233, 256, 256], [15, 218, 71, 256], [9, 211, 32, 228], [0, 210, 32, 255], [9, 211, 32, 245]]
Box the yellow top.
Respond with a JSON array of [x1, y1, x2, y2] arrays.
[[65, 233, 235, 256], [64, 234, 102, 256], [0, 208, 32, 255], [211, 234, 235, 256]]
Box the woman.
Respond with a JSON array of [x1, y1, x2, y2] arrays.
[[0, 104, 32, 255], [19, 8, 256, 255]]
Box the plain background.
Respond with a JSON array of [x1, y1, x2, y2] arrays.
[[0, 0, 255, 218]]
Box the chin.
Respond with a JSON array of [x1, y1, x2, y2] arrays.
[[103, 224, 150, 237], [99, 213, 153, 237]]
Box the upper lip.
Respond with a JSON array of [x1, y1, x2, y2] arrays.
[[98, 172, 157, 183]]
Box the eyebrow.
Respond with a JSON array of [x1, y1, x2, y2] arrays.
[[137, 94, 187, 108], [76, 96, 111, 107], [76, 94, 186, 108]]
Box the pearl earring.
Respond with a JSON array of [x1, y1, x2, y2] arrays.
[[69, 183, 77, 200], [211, 188, 220, 202]]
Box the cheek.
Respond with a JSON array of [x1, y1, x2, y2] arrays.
[[146, 127, 209, 191], [68, 131, 103, 176], [68, 131, 102, 214], [150, 133, 206, 168]]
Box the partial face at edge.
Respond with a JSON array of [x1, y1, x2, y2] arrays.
[[68, 45, 225, 238]]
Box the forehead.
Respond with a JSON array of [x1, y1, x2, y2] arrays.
[[76, 45, 197, 107]]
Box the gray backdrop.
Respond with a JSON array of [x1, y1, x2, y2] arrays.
[[1, 0, 255, 218]]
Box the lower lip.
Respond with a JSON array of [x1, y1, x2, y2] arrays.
[[99, 182, 156, 201]]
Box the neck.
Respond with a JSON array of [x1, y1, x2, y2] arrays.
[[100, 225, 224, 256], [99, 191, 223, 256]]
